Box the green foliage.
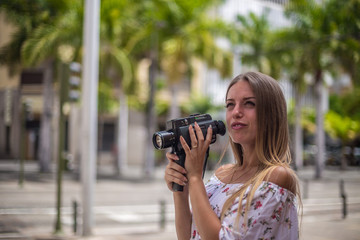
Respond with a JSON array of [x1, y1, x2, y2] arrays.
[[155, 99, 170, 117], [324, 0, 360, 85], [2, 0, 360, 117], [150, 0, 233, 83], [98, 78, 118, 114], [181, 94, 221, 116], [232, 11, 281, 78], [287, 100, 316, 134], [325, 110, 360, 143], [0, 0, 79, 72], [329, 87, 360, 120], [127, 94, 146, 112], [301, 107, 316, 134]]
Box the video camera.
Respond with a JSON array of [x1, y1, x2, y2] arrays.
[[153, 113, 226, 191]]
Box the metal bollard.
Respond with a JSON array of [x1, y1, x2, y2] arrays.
[[160, 200, 166, 230], [339, 179, 347, 219], [73, 200, 78, 234]]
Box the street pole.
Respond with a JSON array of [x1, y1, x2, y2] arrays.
[[81, 0, 100, 236], [18, 102, 26, 188], [54, 63, 68, 233]]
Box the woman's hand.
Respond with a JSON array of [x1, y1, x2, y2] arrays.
[[164, 152, 188, 192], [180, 122, 213, 180]]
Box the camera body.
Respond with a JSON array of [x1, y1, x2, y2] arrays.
[[153, 113, 226, 191]]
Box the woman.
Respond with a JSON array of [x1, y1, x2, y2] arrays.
[[165, 72, 301, 240]]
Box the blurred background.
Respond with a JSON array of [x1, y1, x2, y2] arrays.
[[0, 0, 359, 239]]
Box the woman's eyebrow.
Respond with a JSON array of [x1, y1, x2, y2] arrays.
[[226, 97, 256, 101], [244, 97, 256, 100]]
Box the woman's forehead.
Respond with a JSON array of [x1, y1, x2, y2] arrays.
[[227, 80, 255, 99]]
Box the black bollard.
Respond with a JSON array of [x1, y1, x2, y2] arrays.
[[73, 200, 78, 234], [160, 200, 166, 230], [339, 179, 347, 219]]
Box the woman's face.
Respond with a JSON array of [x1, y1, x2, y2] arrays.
[[225, 80, 257, 146]]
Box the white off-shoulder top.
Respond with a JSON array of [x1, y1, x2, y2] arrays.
[[190, 174, 299, 240]]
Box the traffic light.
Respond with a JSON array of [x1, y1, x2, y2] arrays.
[[68, 62, 81, 102]]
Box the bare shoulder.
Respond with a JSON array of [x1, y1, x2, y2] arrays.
[[215, 163, 233, 174], [215, 163, 234, 178], [266, 166, 297, 194]]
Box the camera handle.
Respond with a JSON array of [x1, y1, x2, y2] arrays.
[[172, 147, 210, 192]]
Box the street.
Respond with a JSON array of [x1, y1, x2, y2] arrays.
[[0, 161, 359, 240]]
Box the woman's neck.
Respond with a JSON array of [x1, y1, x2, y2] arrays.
[[240, 144, 259, 169]]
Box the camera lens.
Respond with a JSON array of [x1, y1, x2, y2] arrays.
[[152, 131, 175, 149], [155, 135, 163, 149]]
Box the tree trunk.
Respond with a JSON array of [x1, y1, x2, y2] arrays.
[[69, 104, 81, 174], [39, 60, 54, 172], [116, 90, 129, 175], [11, 89, 21, 159], [314, 71, 325, 179], [294, 90, 304, 170], [144, 59, 157, 178], [169, 83, 181, 120], [97, 115, 104, 167]]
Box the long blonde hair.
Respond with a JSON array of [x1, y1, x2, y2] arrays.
[[220, 72, 302, 226]]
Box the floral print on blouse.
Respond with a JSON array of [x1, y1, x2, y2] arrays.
[[190, 174, 298, 240]]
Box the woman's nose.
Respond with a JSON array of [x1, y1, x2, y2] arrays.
[[233, 107, 243, 118]]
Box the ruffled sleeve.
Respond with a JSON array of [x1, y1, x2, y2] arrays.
[[219, 182, 299, 240]]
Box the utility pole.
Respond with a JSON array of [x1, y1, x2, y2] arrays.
[[54, 63, 68, 233], [18, 102, 28, 188], [81, 0, 100, 236]]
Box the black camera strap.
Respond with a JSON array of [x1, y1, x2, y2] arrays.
[[202, 147, 210, 179]]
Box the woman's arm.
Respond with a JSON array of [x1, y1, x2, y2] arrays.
[[188, 176, 222, 240], [165, 152, 192, 239], [180, 123, 222, 240], [173, 189, 192, 240]]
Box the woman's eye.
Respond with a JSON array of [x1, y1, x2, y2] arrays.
[[225, 103, 234, 108], [245, 101, 255, 107]]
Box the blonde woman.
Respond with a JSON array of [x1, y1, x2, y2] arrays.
[[165, 72, 301, 240]]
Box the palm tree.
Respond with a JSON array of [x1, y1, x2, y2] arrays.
[[17, 0, 144, 176], [284, 0, 360, 177], [126, 0, 233, 177], [283, 0, 339, 178], [270, 27, 311, 170], [325, 0, 360, 85], [0, 0, 77, 172], [233, 11, 281, 78], [152, 0, 233, 120]]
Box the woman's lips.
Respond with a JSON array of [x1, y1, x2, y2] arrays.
[[231, 122, 247, 130]]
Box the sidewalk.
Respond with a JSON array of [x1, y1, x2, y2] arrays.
[[0, 160, 359, 240]]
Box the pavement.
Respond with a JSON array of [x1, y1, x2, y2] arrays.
[[0, 160, 360, 240]]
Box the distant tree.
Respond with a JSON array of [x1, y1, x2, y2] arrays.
[[284, 0, 340, 178], [233, 11, 281, 78], [127, 0, 233, 176], [151, 0, 233, 119], [325, 0, 360, 86], [0, 0, 76, 172]]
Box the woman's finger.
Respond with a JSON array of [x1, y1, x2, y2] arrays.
[[194, 122, 205, 142], [164, 163, 188, 187], [166, 152, 186, 174], [188, 125, 198, 149], [165, 171, 187, 186], [204, 124, 213, 146], [180, 136, 191, 155], [166, 152, 179, 161]]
